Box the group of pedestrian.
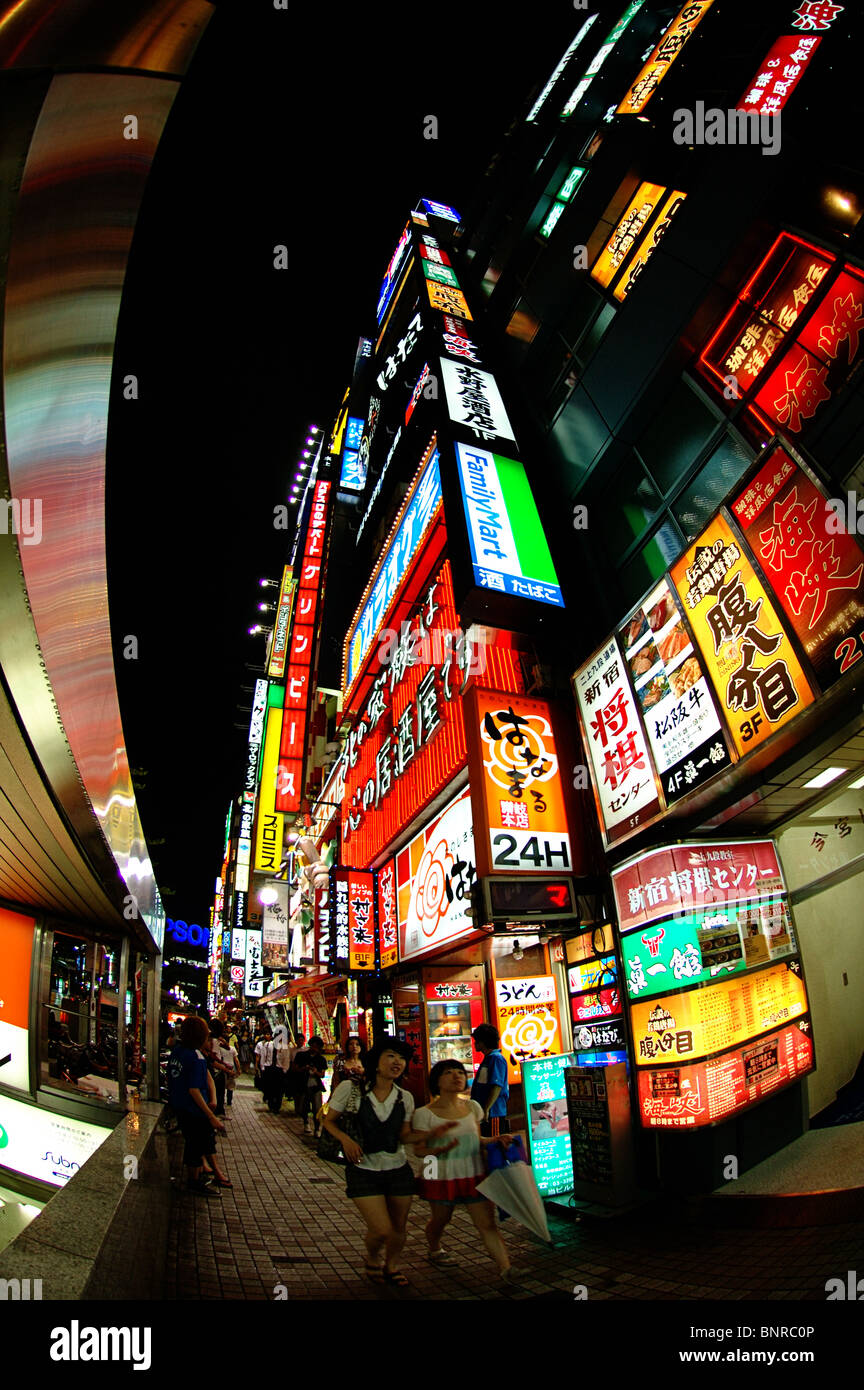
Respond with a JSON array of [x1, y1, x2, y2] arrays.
[[322, 1028, 515, 1286], [254, 1030, 330, 1129]]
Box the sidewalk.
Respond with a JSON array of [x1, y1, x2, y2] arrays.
[[163, 1076, 864, 1301]]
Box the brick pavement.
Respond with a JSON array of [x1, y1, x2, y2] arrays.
[[162, 1076, 864, 1301]]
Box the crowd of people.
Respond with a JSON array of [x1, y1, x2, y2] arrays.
[[165, 1014, 519, 1285]]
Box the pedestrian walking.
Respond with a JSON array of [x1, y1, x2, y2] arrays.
[[237, 1022, 253, 1074], [294, 1036, 327, 1134], [470, 1024, 510, 1136], [287, 1033, 306, 1112], [321, 1037, 456, 1286], [330, 1035, 366, 1091], [166, 1016, 227, 1197], [413, 1059, 512, 1277]]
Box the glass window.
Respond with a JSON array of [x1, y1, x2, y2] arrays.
[[638, 380, 719, 496], [672, 434, 754, 540], [618, 519, 686, 612], [42, 929, 123, 1103], [598, 455, 661, 552]]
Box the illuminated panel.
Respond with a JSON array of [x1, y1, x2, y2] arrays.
[[591, 182, 666, 289], [2, 73, 185, 944], [0, 0, 213, 72], [612, 190, 686, 301], [617, 0, 715, 114], [612, 840, 784, 933], [559, 1, 646, 116], [0, 906, 35, 1092], [525, 16, 599, 121], [495, 975, 563, 1085], [737, 34, 822, 115], [268, 567, 296, 680], [455, 444, 563, 608]]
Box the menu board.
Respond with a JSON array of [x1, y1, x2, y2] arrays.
[[522, 1052, 577, 1198], [630, 959, 808, 1065], [621, 901, 796, 1002], [637, 1019, 814, 1129], [564, 1066, 614, 1187], [671, 513, 815, 755], [731, 446, 864, 691], [618, 578, 732, 804], [573, 636, 661, 844], [612, 839, 784, 932]]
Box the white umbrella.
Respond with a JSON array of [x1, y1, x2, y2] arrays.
[[476, 1161, 551, 1243]]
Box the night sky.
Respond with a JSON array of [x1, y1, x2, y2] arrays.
[[108, 0, 578, 931]]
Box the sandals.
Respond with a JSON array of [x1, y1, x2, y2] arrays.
[[363, 1264, 385, 1284], [382, 1268, 410, 1286], [214, 1176, 233, 1188], [428, 1250, 458, 1267]]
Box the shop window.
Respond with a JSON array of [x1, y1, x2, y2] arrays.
[[637, 379, 719, 496], [42, 929, 124, 1104], [671, 433, 754, 540]]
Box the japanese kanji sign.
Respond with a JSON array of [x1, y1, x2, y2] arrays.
[[671, 512, 815, 754], [630, 959, 808, 1065], [591, 182, 666, 290], [621, 903, 796, 1002], [267, 567, 296, 680], [617, 1, 715, 115], [611, 839, 784, 932], [732, 445, 864, 690], [376, 860, 399, 969], [573, 636, 662, 845], [737, 33, 822, 115], [618, 578, 732, 806], [494, 975, 563, 1084], [637, 1019, 814, 1128], [467, 689, 574, 879], [329, 868, 376, 972]]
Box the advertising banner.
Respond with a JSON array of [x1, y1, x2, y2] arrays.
[[262, 882, 290, 969], [630, 959, 808, 1066], [268, 569, 296, 680], [377, 861, 399, 969], [522, 1052, 578, 1198], [670, 511, 815, 755], [618, 577, 732, 805], [0, 1094, 111, 1186], [0, 906, 35, 1092], [621, 901, 796, 1002], [244, 929, 264, 998], [612, 839, 784, 932], [494, 975, 563, 1083], [454, 443, 564, 608], [637, 1019, 814, 1128], [468, 689, 573, 879], [574, 636, 661, 844], [396, 786, 479, 963], [571, 986, 621, 1024], [440, 360, 516, 447], [731, 445, 864, 690], [617, 0, 715, 114]]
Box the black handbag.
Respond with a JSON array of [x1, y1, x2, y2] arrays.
[[317, 1080, 363, 1163]]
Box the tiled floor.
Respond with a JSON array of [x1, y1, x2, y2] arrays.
[[162, 1077, 864, 1301]]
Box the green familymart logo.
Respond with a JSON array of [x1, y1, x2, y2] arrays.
[[0, 1123, 8, 1149]]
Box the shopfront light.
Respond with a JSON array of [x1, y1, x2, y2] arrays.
[[802, 767, 848, 789]]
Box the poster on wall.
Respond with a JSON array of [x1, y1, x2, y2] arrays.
[[0, 1093, 111, 1186], [0, 907, 35, 1093], [731, 445, 864, 691], [671, 512, 815, 756], [573, 636, 662, 844], [396, 786, 479, 962], [494, 975, 563, 1083], [618, 578, 732, 805]]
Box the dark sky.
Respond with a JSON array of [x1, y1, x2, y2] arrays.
[[108, 0, 579, 931]]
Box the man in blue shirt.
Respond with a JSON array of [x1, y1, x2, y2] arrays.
[[167, 1015, 226, 1195], [470, 1024, 510, 1137]]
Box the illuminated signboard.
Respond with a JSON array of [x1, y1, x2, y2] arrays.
[[231, 929, 246, 961], [522, 1052, 578, 1197], [540, 165, 587, 239], [638, 1019, 814, 1128], [268, 568, 296, 680], [591, 182, 667, 291], [526, 17, 598, 121], [559, 1, 646, 116], [262, 882, 290, 969], [571, 987, 621, 1023], [568, 955, 617, 995], [454, 443, 563, 608], [495, 976, 563, 1084], [329, 868, 376, 972], [422, 199, 461, 223], [573, 635, 662, 845], [375, 311, 423, 394], [0, 906, 35, 1092], [618, 577, 732, 806], [377, 860, 399, 969], [0, 1094, 111, 1187], [630, 959, 808, 1066], [737, 33, 821, 115], [376, 223, 412, 323], [244, 928, 264, 998], [467, 689, 573, 878], [344, 447, 442, 693], [621, 902, 796, 1002], [426, 279, 473, 319], [396, 785, 479, 963], [441, 360, 516, 446], [340, 415, 368, 492], [670, 512, 815, 755], [611, 190, 686, 302], [611, 839, 784, 933], [617, 0, 715, 115], [276, 480, 331, 812], [731, 445, 864, 690]]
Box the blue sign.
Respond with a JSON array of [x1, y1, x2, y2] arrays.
[[340, 448, 367, 492], [522, 1052, 578, 1198], [345, 416, 364, 450], [165, 919, 210, 951]]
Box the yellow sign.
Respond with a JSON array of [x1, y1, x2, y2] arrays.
[[612, 190, 687, 301], [617, 1, 715, 115], [495, 976, 563, 1085], [592, 182, 665, 290], [671, 513, 814, 755], [425, 279, 473, 319], [255, 706, 284, 871], [631, 961, 808, 1065]]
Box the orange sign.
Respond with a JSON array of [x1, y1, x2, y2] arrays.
[[617, 0, 715, 115], [0, 906, 36, 1092], [495, 975, 563, 1084], [671, 512, 815, 755], [592, 182, 666, 290], [467, 689, 573, 880], [425, 279, 473, 319], [612, 190, 687, 302], [630, 960, 808, 1065]]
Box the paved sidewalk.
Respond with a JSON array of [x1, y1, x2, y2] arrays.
[[163, 1077, 864, 1301]]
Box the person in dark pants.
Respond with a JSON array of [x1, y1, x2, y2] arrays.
[[470, 1024, 511, 1137], [294, 1036, 327, 1135], [166, 1016, 226, 1197]]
